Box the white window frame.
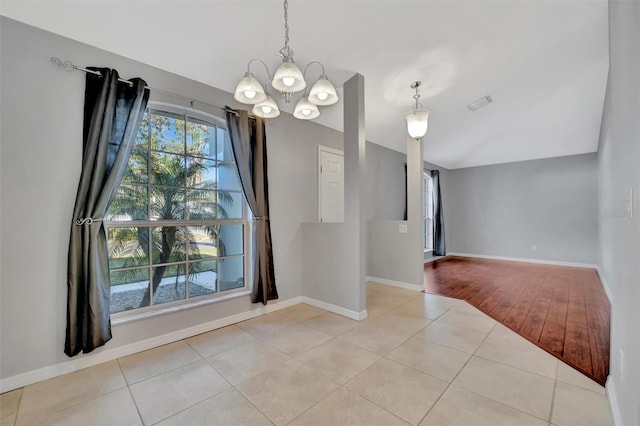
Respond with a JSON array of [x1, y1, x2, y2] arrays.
[[423, 171, 434, 252], [106, 102, 251, 323]]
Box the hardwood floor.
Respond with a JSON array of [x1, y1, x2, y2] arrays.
[[424, 256, 610, 385]]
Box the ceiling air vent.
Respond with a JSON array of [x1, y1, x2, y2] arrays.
[[467, 95, 493, 111]]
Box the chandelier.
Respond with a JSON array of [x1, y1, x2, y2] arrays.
[[405, 81, 431, 139], [233, 0, 339, 120]]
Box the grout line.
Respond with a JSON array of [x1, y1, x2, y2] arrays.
[[549, 377, 558, 423], [11, 387, 24, 426], [116, 360, 145, 426]]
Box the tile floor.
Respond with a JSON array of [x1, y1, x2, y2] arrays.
[[0, 283, 614, 426]]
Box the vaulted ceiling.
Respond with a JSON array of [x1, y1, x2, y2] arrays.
[[0, 0, 608, 169]]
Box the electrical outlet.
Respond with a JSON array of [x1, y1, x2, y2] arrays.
[[399, 224, 408, 234], [531, 244, 537, 252]]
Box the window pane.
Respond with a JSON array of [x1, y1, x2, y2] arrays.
[[152, 264, 186, 305], [150, 152, 185, 187], [152, 226, 187, 264], [187, 226, 217, 260], [123, 148, 148, 184], [108, 227, 149, 268], [110, 268, 150, 314], [189, 259, 217, 297], [150, 110, 185, 154], [219, 257, 244, 291], [218, 162, 241, 191], [219, 225, 243, 257], [186, 157, 217, 189], [150, 186, 186, 221], [218, 191, 244, 219], [187, 118, 216, 158], [135, 110, 149, 149], [187, 190, 218, 220], [217, 128, 233, 161], [107, 185, 148, 221]]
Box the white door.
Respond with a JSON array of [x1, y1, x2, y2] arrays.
[[318, 146, 344, 222]]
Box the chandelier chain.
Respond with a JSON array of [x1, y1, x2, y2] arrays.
[[280, 0, 294, 59]]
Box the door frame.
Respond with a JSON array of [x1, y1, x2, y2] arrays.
[[317, 145, 344, 222]]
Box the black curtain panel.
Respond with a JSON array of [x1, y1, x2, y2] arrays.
[[225, 107, 278, 305], [66, 69, 149, 356], [431, 169, 446, 256]]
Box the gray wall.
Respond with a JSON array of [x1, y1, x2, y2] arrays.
[[302, 74, 367, 314], [597, 1, 640, 424], [365, 142, 407, 221], [446, 153, 598, 264], [0, 17, 338, 382]]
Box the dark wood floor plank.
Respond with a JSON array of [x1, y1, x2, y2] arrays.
[[424, 256, 610, 385]]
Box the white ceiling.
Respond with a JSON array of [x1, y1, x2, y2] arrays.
[[0, 0, 609, 169]]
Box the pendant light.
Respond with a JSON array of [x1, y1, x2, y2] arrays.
[[405, 81, 431, 140], [233, 0, 339, 119]]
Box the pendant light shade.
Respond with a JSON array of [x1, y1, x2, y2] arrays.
[[234, 72, 267, 104], [272, 60, 306, 93], [406, 109, 430, 139], [252, 94, 281, 118], [293, 96, 320, 120], [308, 76, 339, 106]]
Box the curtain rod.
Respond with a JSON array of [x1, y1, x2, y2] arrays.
[[50, 57, 238, 115]]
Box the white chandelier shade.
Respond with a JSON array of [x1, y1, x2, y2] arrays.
[[252, 94, 281, 118], [234, 0, 338, 120], [308, 75, 339, 106], [293, 96, 320, 120], [406, 109, 431, 139], [234, 72, 267, 104], [405, 81, 431, 139]]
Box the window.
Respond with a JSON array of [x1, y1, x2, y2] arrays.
[[105, 105, 248, 316], [423, 172, 434, 251]]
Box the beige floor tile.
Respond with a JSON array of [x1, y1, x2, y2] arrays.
[[551, 382, 613, 426], [386, 337, 471, 382], [156, 388, 272, 426], [394, 293, 460, 320], [421, 385, 548, 426], [346, 358, 448, 425], [368, 310, 433, 333], [31, 388, 141, 426], [415, 321, 488, 353], [206, 339, 290, 385], [278, 303, 326, 321], [129, 359, 230, 425], [556, 361, 606, 395], [303, 312, 359, 336], [237, 312, 298, 337], [454, 356, 554, 420], [16, 361, 126, 425], [338, 323, 412, 355], [186, 324, 257, 358], [367, 289, 418, 308], [0, 389, 22, 426], [475, 324, 557, 379], [366, 302, 394, 319], [434, 304, 496, 333], [236, 359, 338, 425], [259, 323, 333, 355], [290, 387, 409, 426], [118, 340, 201, 384], [295, 338, 380, 384]]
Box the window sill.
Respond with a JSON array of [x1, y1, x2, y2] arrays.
[[111, 289, 252, 326], [424, 249, 434, 253]]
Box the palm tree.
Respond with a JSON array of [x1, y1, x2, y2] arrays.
[[107, 113, 234, 308]]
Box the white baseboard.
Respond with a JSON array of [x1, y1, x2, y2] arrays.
[[301, 297, 368, 321], [366, 276, 424, 292], [606, 377, 622, 426], [447, 252, 598, 269], [596, 267, 615, 304], [0, 296, 302, 394]]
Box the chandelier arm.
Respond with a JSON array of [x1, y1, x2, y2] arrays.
[[302, 61, 327, 79], [247, 58, 274, 81]]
